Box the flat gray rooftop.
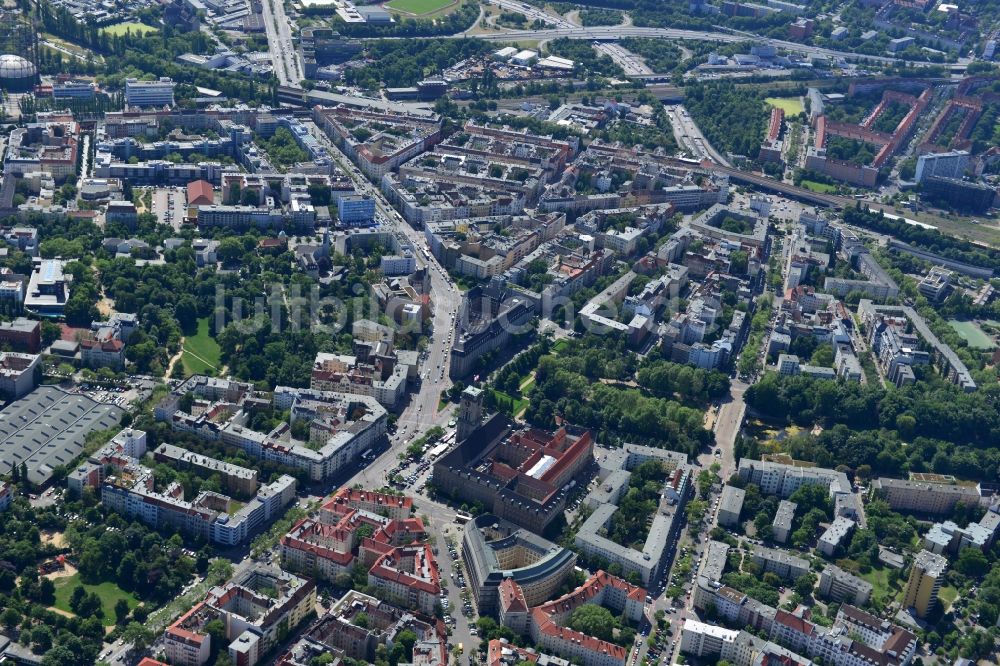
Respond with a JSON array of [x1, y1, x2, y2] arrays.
[[0, 386, 123, 484]]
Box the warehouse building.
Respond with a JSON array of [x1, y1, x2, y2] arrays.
[[0, 386, 123, 485]]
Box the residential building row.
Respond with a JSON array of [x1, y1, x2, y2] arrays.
[[309, 337, 418, 408], [165, 564, 316, 666], [824, 229, 900, 302], [155, 375, 388, 481], [463, 514, 577, 616], [497, 570, 646, 666], [689, 583, 917, 666], [67, 428, 296, 546], [275, 589, 447, 666], [424, 212, 566, 280], [3, 112, 80, 184], [871, 476, 984, 515], [574, 444, 692, 586], [537, 141, 729, 214], [858, 299, 977, 391], [313, 104, 442, 179]]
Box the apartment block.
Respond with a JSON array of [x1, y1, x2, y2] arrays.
[[313, 105, 441, 179], [310, 339, 417, 408], [680, 620, 740, 658], [737, 458, 851, 498], [693, 580, 777, 634], [718, 485, 745, 528], [463, 514, 576, 616], [281, 489, 425, 584], [165, 565, 316, 666], [769, 604, 917, 666], [772, 500, 797, 544], [0, 318, 40, 353], [156, 377, 388, 482], [125, 77, 176, 108], [4, 112, 80, 184], [871, 477, 981, 515], [367, 543, 441, 615], [818, 564, 873, 606], [692, 582, 915, 666], [274, 590, 447, 666], [575, 446, 691, 587], [153, 443, 258, 497], [924, 509, 1000, 554], [902, 549, 947, 618], [699, 540, 730, 584], [818, 516, 856, 557], [516, 571, 645, 666], [750, 545, 810, 581]]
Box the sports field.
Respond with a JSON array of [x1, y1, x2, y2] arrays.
[[100, 22, 159, 36], [182, 317, 222, 375], [386, 0, 454, 15], [766, 96, 805, 116], [948, 319, 996, 349], [53, 574, 139, 626]]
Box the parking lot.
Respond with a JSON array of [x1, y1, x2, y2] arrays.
[[75, 375, 158, 410], [150, 186, 189, 230]]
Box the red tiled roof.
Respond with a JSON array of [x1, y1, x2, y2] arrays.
[[284, 493, 426, 583], [528, 570, 645, 663], [774, 609, 815, 637], [499, 578, 527, 614], [488, 639, 538, 666], [322, 488, 413, 514], [369, 543, 441, 595], [531, 609, 627, 661], [165, 602, 209, 646], [187, 180, 214, 206]]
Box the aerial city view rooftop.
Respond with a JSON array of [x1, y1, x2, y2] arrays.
[[0, 0, 998, 665]]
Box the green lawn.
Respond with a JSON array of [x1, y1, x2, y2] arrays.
[[800, 179, 838, 193], [766, 96, 805, 116], [518, 374, 536, 393], [182, 317, 222, 376], [938, 584, 958, 610], [551, 339, 570, 354], [948, 319, 996, 350], [857, 566, 900, 608], [52, 574, 140, 626], [490, 388, 528, 417], [386, 0, 454, 14], [100, 21, 159, 36]]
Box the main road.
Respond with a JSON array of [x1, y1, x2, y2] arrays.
[[300, 119, 463, 490], [261, 0, 301, 86], [444, 25, 937, 65], [301, 120, 487, 657]]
